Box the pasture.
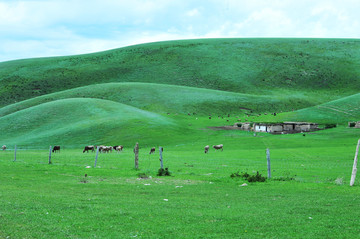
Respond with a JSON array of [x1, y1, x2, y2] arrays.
[[1, 38, 360, 238], [1, 126, 360, 238]]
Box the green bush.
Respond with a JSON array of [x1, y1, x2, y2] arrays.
[[157, 167, 171, 176], [247, 172, 266, 182], [230, 171, 266, 182]]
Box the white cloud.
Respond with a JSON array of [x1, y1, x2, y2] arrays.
[[0, 0, 360, 62], [186, 8, 200, 17]]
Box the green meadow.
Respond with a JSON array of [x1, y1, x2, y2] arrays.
[[0, 38, 360, 238]]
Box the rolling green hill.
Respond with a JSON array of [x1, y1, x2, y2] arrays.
[[255, 92, 360, 124], [0, 82, 332, 117], [0, 98, 183, 147], [0, 38, 359, 146], [0, 38, 359, 107], [285, 92, 360, 123]]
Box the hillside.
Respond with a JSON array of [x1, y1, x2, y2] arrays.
[[254, 92, 360, 123], [0, 38, 359, 147], [0, 82, 332, 117], [0, 38, 359, 108], [0, 98, 183, 147], [286, 92, 360, 123]]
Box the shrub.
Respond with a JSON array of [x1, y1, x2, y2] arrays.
[[157, 167, 171, 176], [230, 171, 266, 182], [247, 172, 266, 182]]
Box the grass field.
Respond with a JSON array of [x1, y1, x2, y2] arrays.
[[1, 126, 360, 238], [0, 38, 360, 238]]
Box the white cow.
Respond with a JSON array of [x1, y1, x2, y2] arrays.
[[204, 145, 210, 154], [213, 144, 223, 151]]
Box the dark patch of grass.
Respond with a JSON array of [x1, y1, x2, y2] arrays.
[[325, 123, 337, 129], [138, 172, 150, 179], [272, 176, 296, 181]]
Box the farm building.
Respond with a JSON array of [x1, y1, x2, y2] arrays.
[[348, 121, 360, 128], [234, 122, 252, 131], [253, 122, 318, 134], [234, 122, 319, 133]]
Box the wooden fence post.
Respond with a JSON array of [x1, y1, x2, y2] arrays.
[[266, 148, 271, 179], [14, 145, 17, 162], [48, 146, 52, 164], [134, 143, 139, 169], [159, 147, 163, 169], [350, 139, 360, 186], [94, 146, 100, 167]]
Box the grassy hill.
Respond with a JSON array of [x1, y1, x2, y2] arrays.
[[0, 82, 332, 117], [0, 38, 359, 147], [0, 38, 359, 107], [0, 98, 184, 147], [254, 92, 360, 124]]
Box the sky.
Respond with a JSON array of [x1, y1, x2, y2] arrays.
[[0, 0, 359, 62]]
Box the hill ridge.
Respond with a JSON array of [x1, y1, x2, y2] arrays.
[[0, 38, 359, 107], [0, 81, 345, 118]]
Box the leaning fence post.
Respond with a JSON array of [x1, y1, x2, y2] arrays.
[[48, 146, 52, 164], [94, 146, 100, 167], [350, 139, 360, 186], [266, 148, 271, 179], [159, 147, 163, 169], [14, 145, 17, 162], [134, 143, 139, 169]]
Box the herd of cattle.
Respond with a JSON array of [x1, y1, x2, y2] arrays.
[[82, 145, 124, 153], [1, 144, 224, 153]]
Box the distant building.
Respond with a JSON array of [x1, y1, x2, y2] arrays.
[[233, 122, 252, 131], [252, 122, 318, 134], [348, 121, 360, 128]]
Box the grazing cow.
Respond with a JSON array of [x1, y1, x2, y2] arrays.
[[204, 145, 210, 154], [52, 145, 60, 153], [83, 145, 95, 153], [149, 147, 156, 154], [98, 145, 106, 153], [114, 145, 124, 152], [2, 145, 6, 151], [213, 144, 223, 151], [101, 146, 113, 153]]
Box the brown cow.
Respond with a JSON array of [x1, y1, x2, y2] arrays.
[[83, 145, 95, 153], [52, 145, 60, 153], [149, 147, 156, 154]]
